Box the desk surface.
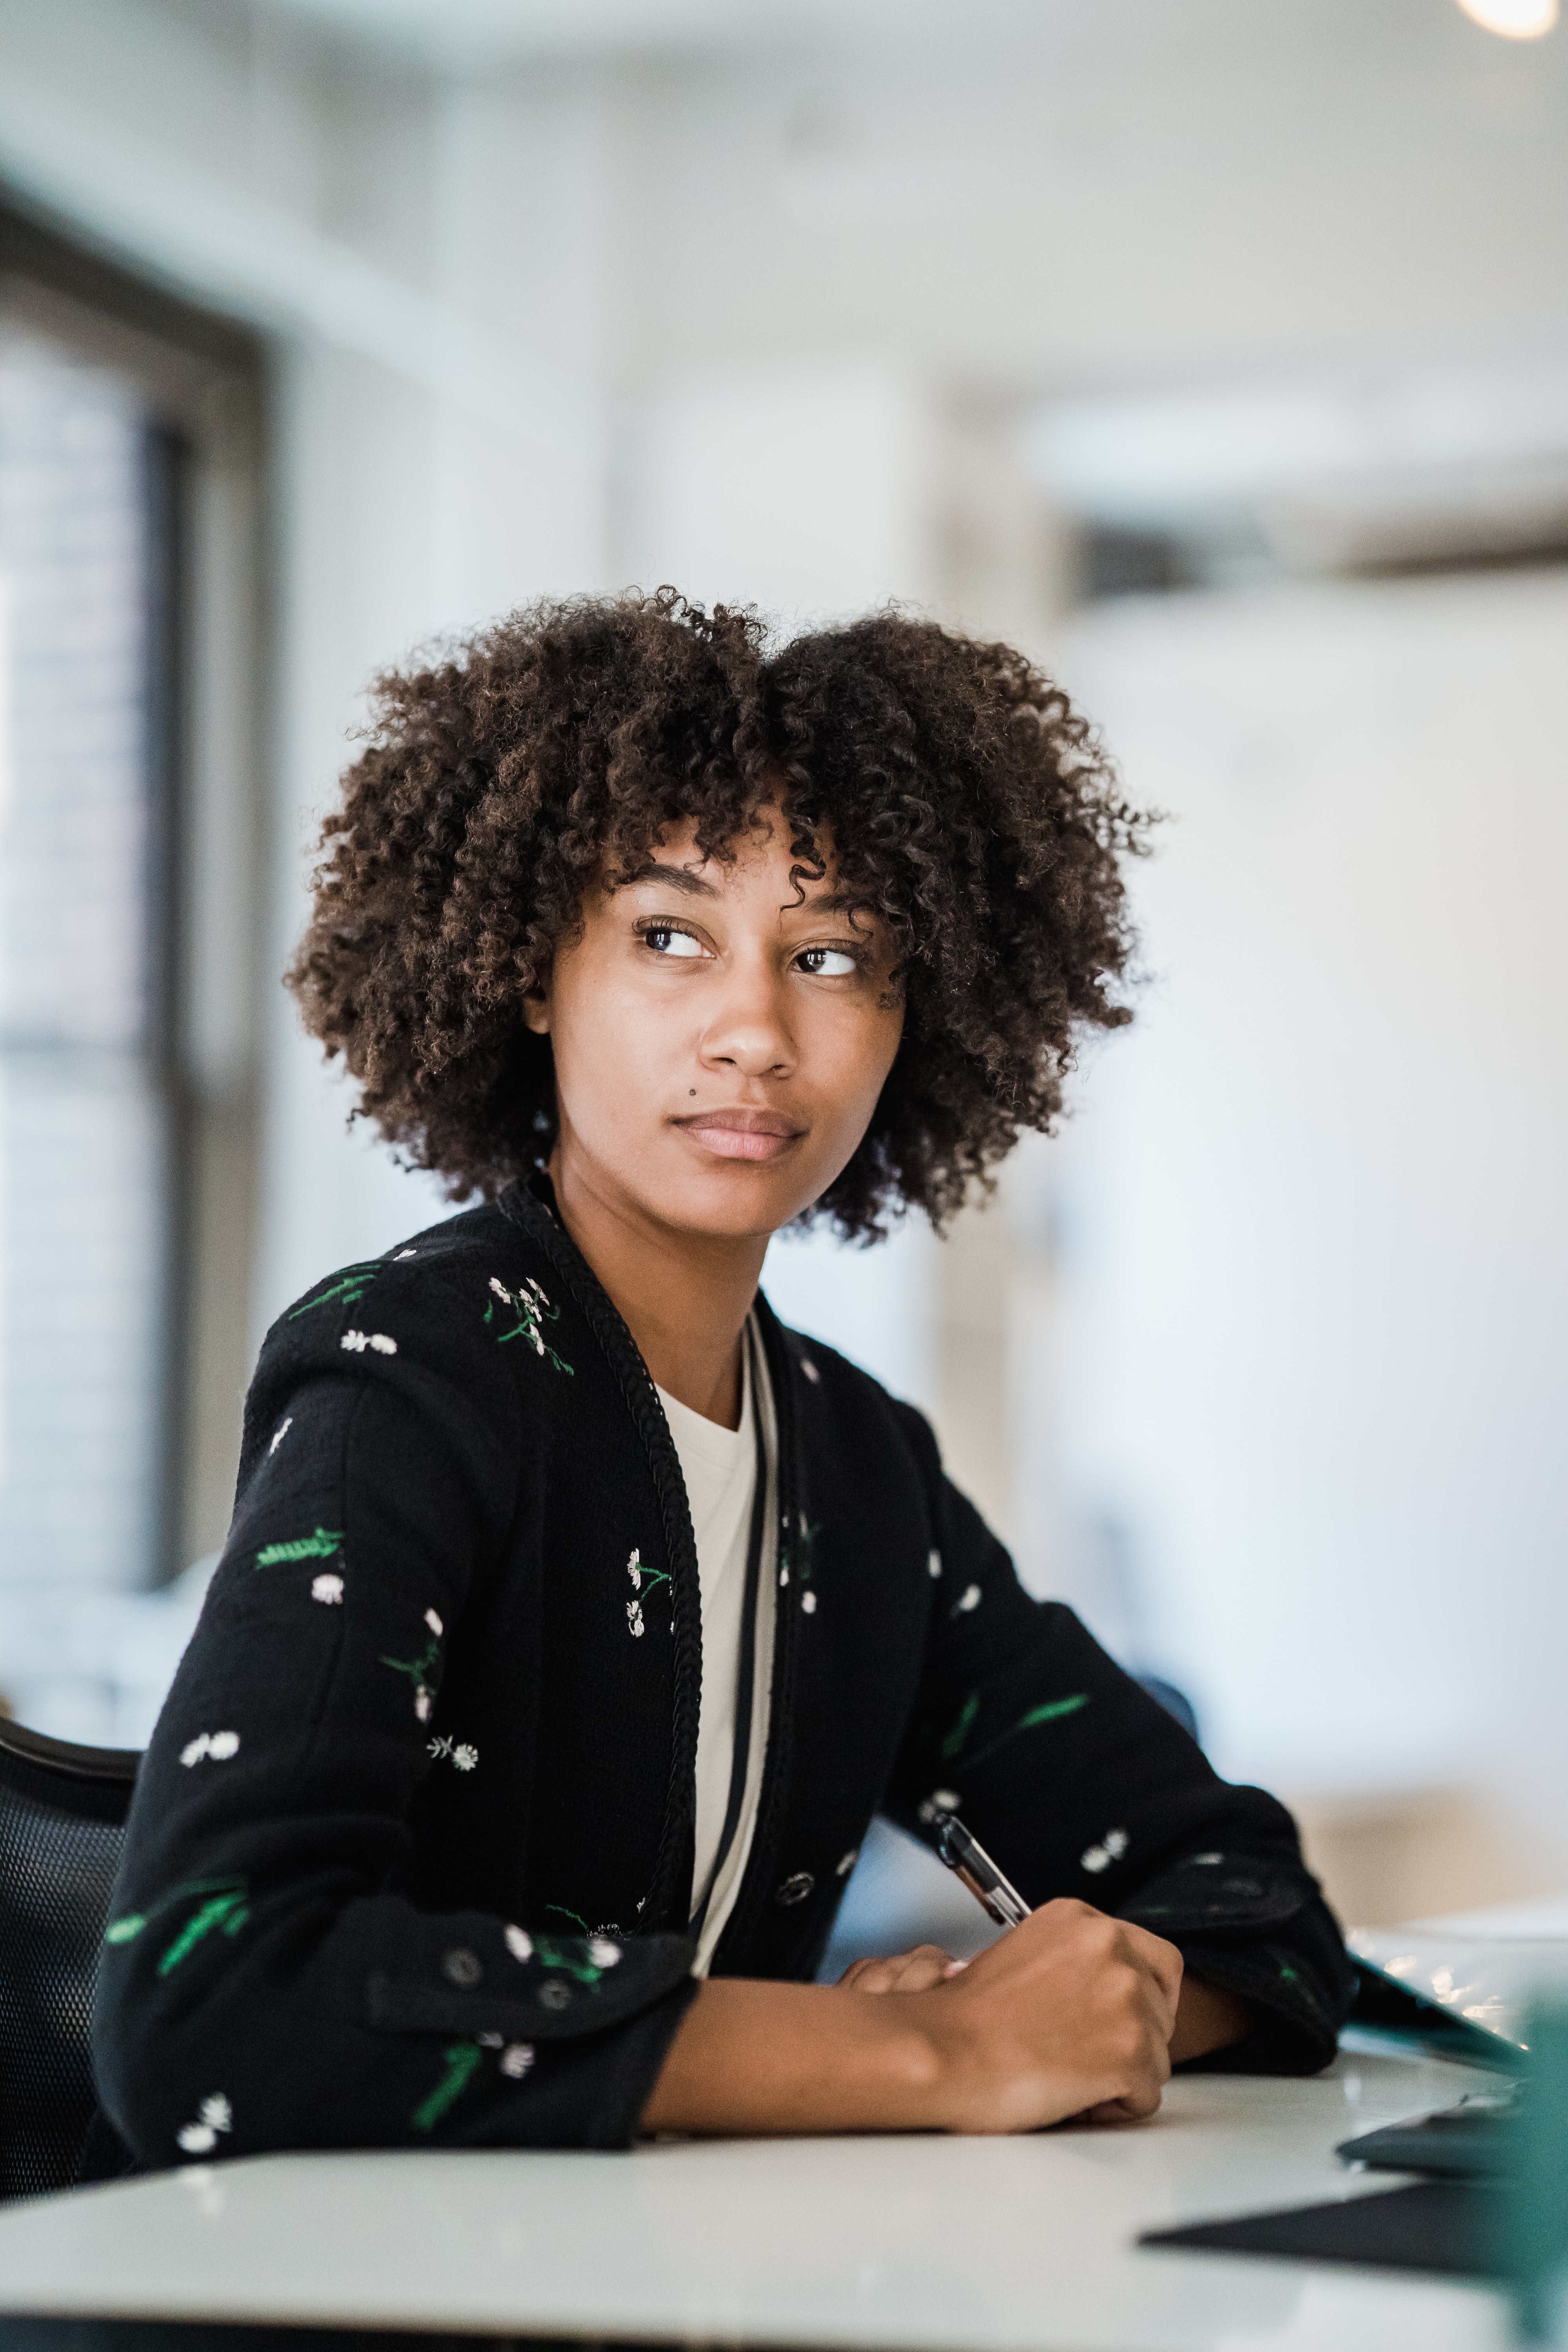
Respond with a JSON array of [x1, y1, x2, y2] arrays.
[[0, 2042, 1516, 2352]]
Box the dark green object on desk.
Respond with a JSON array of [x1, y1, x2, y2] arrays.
[[1496, 1998, 1568, 2345]]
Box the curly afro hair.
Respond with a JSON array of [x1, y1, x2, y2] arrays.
[[286, 590, 1152, 1240]]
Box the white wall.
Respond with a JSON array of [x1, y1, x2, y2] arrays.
[[1050, 568, 1568, 1867]]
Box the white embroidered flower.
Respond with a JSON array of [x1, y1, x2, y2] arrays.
[[340, 1329, 397, 1356], [1192, 1852, 1224, 1866], [801, 1590, 817, 1614], [917, 1788, 962, 1824], [269, 1417, 293, 1457], [396, 1249, 417, 1261], [425, 1608, 444, 1637], [1104, 1828, 1129, 1859], [627, 1550, 642, 1592], [311, 1572, 344, 1604], [340, 1330, 368, 1352], [489, 1277, 512, 1304], [452, 1743, 479, 1771], [927, 1549, 942, 1579], [501, 2043, 535, 2079], [836, 1847, 860, 1878], [778, 1566, 789, 1588], [801, 1357, 820, 1384], [180, 1731, 240, 1767], [505, 1924, 533, 1963], [1081, 1845, 1111, 1873], [177, 2094, 232, 2155], [1081, 1829, 1128, 1875], [588, 1938, 621, 1968], [955, 1583, 982, 1613], [368, 1333, 397, 1355], [414, 1687, 432, 1723], [626, 1599, 645, 1638]]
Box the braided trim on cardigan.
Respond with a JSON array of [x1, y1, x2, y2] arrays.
[[708, 1293, 802, 1969]]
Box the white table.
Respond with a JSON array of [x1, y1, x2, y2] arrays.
[[0, 2040, 1517, 2352]]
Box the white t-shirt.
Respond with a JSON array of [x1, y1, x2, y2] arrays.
[[655, 1321, 777, 1977]]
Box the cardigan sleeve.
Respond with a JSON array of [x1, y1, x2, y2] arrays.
[[92, 1254, 697, 2170], [879, 1410, 1355, 2075]]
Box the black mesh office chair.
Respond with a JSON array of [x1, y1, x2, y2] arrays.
[[0, 1717, 139, 2200]]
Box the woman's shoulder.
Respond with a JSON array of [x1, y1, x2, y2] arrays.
[[257, 1199, 575, 1378]]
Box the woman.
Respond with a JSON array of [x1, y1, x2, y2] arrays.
[[93, 593, 1352, 2167]]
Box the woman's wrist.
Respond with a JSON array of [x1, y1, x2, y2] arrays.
[[641, 1978, 948, 2137]]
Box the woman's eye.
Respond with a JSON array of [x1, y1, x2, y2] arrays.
[[798, 947, 859, 978], [643, 925, 705, 959]]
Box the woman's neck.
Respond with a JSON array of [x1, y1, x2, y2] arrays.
[[548, 1149, 767, 1430]]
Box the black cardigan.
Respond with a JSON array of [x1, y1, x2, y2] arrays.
[[93, 1179, 1354, 2166]]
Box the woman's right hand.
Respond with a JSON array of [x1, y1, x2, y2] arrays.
[[642, 1896, 1182, 2138], [904, 1898, 1183, 2132]]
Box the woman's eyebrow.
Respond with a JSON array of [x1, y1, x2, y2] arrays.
[[619, 860, 718, 898]]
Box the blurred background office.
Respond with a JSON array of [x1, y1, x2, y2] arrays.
[[0, 0, 1563, 1945]]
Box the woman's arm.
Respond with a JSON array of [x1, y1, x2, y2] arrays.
[[878, 1412, 1355, 2074], [644, 1898, 1185, 2136]]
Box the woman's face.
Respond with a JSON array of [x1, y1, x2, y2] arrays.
[[524, 802, 904, 1244]]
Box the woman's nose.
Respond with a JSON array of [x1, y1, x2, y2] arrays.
[[698, 957, 795, 1079]]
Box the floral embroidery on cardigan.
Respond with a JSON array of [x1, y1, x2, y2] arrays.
[[1081, 1827, 1129, 1874], [287, 1263, 381, 1319], [483, 1275, 573, 1374], [380, 1626, 443, 1721], [176, 2093, 233, 2156], [180, 1730, 240, 1767], [268, 1417, 293, 1457], [428, 1735, 478, 1771], [341, 1329, 397, 1356], [256, 1526, 342, 1570], [940, 1689, 1090, 1769], [105, 1876, 251, 1976], [624, 1546, 669, 1638], [312, 1572, 344, 1604], [410, 2041, 483, 2133]]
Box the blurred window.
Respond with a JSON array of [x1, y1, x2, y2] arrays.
[[0, 207, 265, 1740], [0, 322, 174, 1610]]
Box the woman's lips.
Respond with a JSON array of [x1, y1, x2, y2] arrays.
[[674, 1110, 805, 1163]]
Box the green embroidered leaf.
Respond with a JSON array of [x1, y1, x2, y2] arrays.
[[411, 2042, 484, 2134], [157, 1892, 249, 1976], [545, 1904, 591, 1936], [534, 1936, 607, 1987], [288, 1265, 381, 1319], [940, 1692, 980, 1761], [380, 1638, 441, 1686], [256, 1527, 343, 1569], [1278, 1962, 1299, 1984], [104, 1913, 146, 1945], [1013, 1693, 1090, 1734], [961, 1692, 1092, 1771]]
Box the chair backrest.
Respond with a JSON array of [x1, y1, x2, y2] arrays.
[[0, 1718, 140, 2201]]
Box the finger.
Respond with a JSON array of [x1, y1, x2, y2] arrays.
[[854, 1945, 956, 1995], [889, 1945, 956, 1993], [837, 1957, 881, 1991], [1122, 1922, 1184, 2022]]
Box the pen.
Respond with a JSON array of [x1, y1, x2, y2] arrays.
[[929, 1808, 1032, 1931]]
